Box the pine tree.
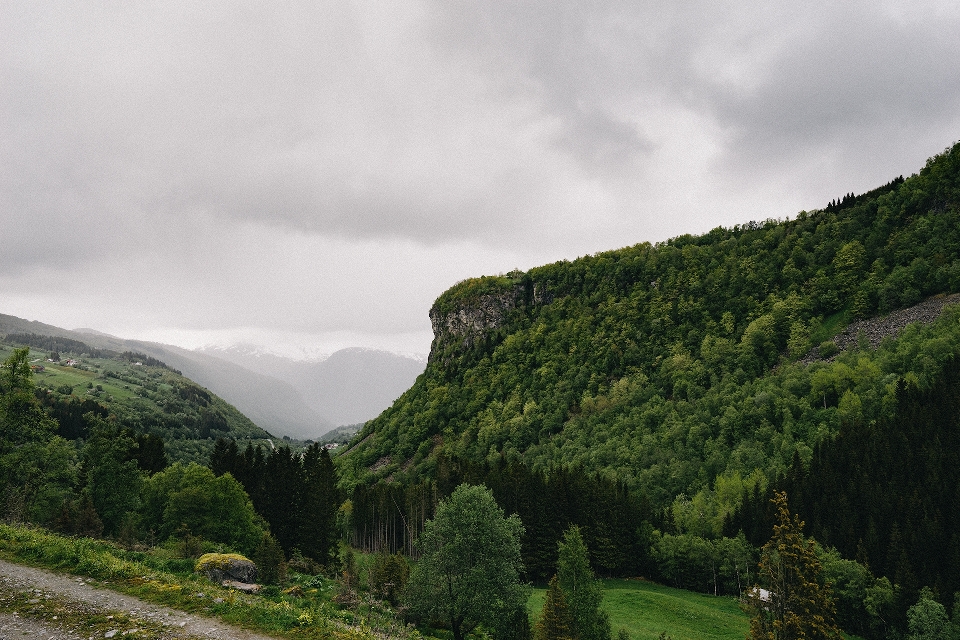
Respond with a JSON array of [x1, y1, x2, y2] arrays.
[[252, 532, 287, 585], [297, 444, 338, 566], [536, 575, 573, 640], [557, 525, 612, 640], [745, 491, 842, 640], [209, 438, 238, 477]]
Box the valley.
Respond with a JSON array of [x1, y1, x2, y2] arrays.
[[2, 141, 960, 639]]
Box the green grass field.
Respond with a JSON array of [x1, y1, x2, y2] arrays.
[[528, 579, 749, 640]]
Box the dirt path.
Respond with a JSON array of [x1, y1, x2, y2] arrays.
[[0, 559, 280, 640], [0, 610, 87, 639]]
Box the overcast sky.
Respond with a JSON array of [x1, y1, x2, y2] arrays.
[[3, 1, 959, 359]]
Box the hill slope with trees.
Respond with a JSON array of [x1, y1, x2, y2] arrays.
[[0, 335, 274, 465], [339, 141, 960, 501], [336, 143, 960, 619], [0, 314, 332, 440]]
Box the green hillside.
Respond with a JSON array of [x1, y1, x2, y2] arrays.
[[528, 579, 749, 640], [338, 141, 960, 506], [0, 336, 273, 464]]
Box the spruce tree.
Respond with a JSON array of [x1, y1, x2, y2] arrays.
[[297, 444, 338, 566], [536, 575, 573, 640], [745, 491, 842, 640], [252, 532, 287, 585], [557, 525, 611, 640]]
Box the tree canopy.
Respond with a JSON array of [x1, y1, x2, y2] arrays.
[[0, 348, 76, 523], [404, 483, 528, 640], [141, 461, 264, 553], [339, 142, 960, 510]]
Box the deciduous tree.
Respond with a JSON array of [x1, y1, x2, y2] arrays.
[[404, 483, 528, 640], [557, 525, 611, 640], [0, 348, 77, 524], [906, 588, 951, 640]]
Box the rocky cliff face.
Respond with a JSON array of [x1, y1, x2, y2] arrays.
[[428, 285, 520, 362], [427, 276, 553, 364]]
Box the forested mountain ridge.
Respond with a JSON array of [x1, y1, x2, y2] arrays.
[[0, 336, 274, 465], [338, 142, 960, 505], [0, 314, 331, 439]]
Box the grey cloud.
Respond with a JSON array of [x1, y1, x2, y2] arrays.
[[426, 1, 661, 174], [426, 1, 960, 205], [4, 0, 587, 259], [12, 0, 957, 268], [4, 0, 960, 355], [698, 4, 960, 179]]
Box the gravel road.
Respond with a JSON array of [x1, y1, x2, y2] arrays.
[[0, 559, 280, 640]]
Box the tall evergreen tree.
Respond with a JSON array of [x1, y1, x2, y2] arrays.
[[262, 445, 301, 551], [210, 440, 339, 564], [557, 525, 611, 640], [536, 575, 573, 640], [81, 415, 142, 535], [297, 443, 339, 566], [209, 438, 239, 477], [745, 491, 842, 640]]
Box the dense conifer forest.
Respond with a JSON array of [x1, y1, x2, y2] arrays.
[[732, 355, 960, 632]]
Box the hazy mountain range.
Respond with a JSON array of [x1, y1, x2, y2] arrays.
[[0, 313, 424, 440], [196, 344, 425, 429]]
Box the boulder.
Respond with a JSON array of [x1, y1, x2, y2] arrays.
[[223, 580, 261, 594], [195, 553, 257, 584]]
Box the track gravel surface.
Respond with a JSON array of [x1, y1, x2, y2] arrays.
[[0, 559, 279, 639]]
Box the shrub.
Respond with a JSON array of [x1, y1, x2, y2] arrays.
[[818, 340, 839, 358], [369, 551, 409, 606], [253, 533, 287, 585]]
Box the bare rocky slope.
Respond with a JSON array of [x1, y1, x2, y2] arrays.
[[801, 292, 960, 364]]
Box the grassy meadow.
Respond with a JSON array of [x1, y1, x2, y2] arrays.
[[528, 578, 749, 640]]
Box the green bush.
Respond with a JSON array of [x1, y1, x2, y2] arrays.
[[140, 462, 264, 553], [818, 340, 839, 358], [368, 550, 409, 605]]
